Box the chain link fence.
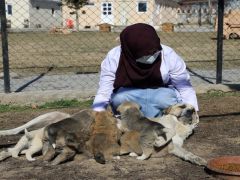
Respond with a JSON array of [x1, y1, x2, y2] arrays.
[[0, 0, 240, 93]]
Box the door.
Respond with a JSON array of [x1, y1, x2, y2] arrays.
[[101, 2, 114, 24]]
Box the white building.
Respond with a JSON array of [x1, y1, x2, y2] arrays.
[[5, 0, 62, 29]]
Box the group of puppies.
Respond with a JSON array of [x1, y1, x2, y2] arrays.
[[0, 102, 207, 166]]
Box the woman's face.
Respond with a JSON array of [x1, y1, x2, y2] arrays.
[[120, 23, 161, 60]]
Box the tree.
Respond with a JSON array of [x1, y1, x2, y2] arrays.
[[63, 0, 88, 31]]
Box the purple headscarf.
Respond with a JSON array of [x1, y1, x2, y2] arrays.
[[113, 23, 165, 91]]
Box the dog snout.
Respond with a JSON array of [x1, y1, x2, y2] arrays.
[[185, 109, 194, 117]]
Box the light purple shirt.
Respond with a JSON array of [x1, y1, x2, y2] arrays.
[[92, 44, 199, 111]]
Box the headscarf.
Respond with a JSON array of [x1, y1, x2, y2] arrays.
[[113, 23, 165, 91]]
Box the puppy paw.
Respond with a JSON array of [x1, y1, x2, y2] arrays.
[[26, 156, 36, 161], [129, 152, 138, 157], [195, 157, 207, 166], [136, 154, 148, 160], [8, 148, 19, 158], [154, 137, 166, 147], [113, 156, 120, 160], [11, 152, 20, 158]]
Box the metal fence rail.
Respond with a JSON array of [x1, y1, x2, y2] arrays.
[[0, 0, 240, 93]]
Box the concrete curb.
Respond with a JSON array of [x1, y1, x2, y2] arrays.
[[195, 84, 240, 94], [0, 84, 239, 105], [0, 90, 96, 105]]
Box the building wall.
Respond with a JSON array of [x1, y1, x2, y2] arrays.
[[5, 0, 30, 29], [63, 0, 178, 31], [29, 0, 62, 29], [153, 3, 179, 26]]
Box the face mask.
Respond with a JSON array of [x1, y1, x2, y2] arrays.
[[136, 51, 161, 64]]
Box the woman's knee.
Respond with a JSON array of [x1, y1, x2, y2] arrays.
[[111, 93, 130, 110], [154, 88, 178, 108]]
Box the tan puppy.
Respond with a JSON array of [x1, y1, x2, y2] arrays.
[[86, 111, 121, 164], [119, 130, 142, 156]]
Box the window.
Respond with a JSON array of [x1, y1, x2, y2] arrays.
[[138, 2, 147, 12], [102, 3, 112, 15], [7, 4, 12, 15]]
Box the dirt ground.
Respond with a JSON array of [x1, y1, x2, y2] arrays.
[[0, 94, 240, 180]]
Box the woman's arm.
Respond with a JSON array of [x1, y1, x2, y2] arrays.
[[92, 46, 120, 111], [167, 49, 199, 111]]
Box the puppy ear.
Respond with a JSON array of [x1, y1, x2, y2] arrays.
[[24, 129, 32, 140], [163, 106, 172, 115], [179, 104, 187, 109]]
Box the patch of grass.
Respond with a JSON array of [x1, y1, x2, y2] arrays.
[[198, 90, 240, 99], [0, 104, 30, 113], [0, 99, 93, 113], [38, 99, 93, 109]]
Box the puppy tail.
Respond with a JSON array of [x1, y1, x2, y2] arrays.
[[94, 152, 106, 164]]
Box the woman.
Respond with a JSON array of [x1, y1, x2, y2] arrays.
[[92, 23, 198, 118]]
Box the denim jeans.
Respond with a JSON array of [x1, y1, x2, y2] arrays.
[[111, 87, 181, 118]]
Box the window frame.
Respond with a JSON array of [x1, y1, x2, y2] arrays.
[[7, 4, 12, 15], [137, 1, 147, 13]]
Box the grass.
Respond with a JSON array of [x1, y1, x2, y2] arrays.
[[39, 99, 93, 109], [0, 99, 93, 113], [0, 31, 239, 75], [197, 90, 240, 99]]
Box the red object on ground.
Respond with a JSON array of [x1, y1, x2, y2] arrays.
[[207, 156, 240, 176], [66, 19, 74, 29]]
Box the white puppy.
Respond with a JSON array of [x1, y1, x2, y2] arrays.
[[0, 111, 70, 161], [0, 128, 44, 161], [151, 104, 207, 166]]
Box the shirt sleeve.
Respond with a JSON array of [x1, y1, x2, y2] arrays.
[[92, 47, 119, 111], [168, 50, 199, 111]]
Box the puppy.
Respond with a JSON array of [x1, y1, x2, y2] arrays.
[[86, 111, 121, 164], [117, 101, 171, 160], [0, 111, 70, 136], [0, 111, 70, 162], [0, 128, 44, 161], [42, 109, 96, 165], [118, 102, 207, 166], [153, 104, 207, 166], [119, 130, 143, 156]]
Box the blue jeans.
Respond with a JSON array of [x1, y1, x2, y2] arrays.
[[111, 87, 181, 118]]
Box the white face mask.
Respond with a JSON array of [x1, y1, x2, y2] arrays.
[[136, 51, 161, 64]]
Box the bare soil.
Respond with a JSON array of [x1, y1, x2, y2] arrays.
[[0, 95, 240, 180]]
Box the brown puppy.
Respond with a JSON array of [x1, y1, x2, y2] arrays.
[[119, 130, 142, 156], [42, 109, 95, 165], [86, 111, 121, 164]]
